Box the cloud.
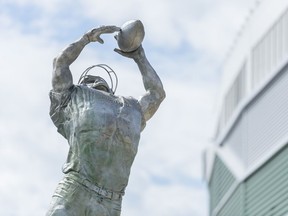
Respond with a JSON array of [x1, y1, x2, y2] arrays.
[[123, 183, 208, 216], [0, 0, 256, 215]]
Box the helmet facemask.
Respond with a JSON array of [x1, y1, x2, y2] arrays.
[[80, 75, 111, 93], [78, 64, 118, 94]]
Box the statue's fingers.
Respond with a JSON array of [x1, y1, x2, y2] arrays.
[[97, 36, 104, 44], [114, 48, 123, 55], [103, 26, 121, 34], [114, 48, 130, 57], [110, 26, 121, 32]]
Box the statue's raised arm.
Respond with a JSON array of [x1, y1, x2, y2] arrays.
[[114, 46, 166, 121], [52, 26, 120, 92]]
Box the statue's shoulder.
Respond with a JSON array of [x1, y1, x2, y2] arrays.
[[121, 96, 144, 115], [70, 84, 92, 97], [120, 96, 138, 106], [121, 96, 146, 130]]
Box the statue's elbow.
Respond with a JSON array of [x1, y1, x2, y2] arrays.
[[159, 88, 166, 102], [53, 55, 61, 68], [53, 52, 68, 68], [153, 88, 165, 103]]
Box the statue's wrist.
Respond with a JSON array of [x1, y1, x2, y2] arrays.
[[133, 55, 141, 63], [82, 34, 90, 45], [133, 53, 146, 63]]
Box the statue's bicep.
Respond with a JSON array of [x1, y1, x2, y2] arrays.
[[52, 67, 73, 92], [139, 92, 161, 122]]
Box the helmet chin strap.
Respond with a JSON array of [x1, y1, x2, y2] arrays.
[[78, 64, 118, 94]]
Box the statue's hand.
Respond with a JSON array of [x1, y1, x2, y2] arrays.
[[114, 45, 145, 60], [85, 26, 120, 44]]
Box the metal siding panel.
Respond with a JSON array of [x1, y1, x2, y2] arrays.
[[244, 145, 288, 216], [224, 113, 246, 163], [209, 157, 236, 213], [245, 151, 288, 192], [272, 199, 288, 216], [217, 185, 244, 216], [246, 64, 288, 167], [222, 65, 288, 170]]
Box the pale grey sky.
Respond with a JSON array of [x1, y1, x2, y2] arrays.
[[0, 0, 256, 215]]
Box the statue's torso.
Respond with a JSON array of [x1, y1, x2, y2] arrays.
[[57, 86, 145, 192]]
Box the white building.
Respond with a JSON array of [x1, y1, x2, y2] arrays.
[[204, 0, 288, 215]]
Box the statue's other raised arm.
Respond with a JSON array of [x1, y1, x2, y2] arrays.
[[115, 46, 166, 122], [52, 26, 120, 92]]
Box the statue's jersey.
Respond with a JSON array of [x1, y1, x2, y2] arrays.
[[49, 85, 146, 193]]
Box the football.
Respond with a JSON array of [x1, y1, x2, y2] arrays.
[[117, 20, 145, 52]]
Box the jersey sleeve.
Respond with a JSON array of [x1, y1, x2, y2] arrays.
[[127, 96, 146, 132], [49, 86, 75, 138]]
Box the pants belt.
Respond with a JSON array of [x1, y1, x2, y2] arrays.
[[67, 172, 124, 200]]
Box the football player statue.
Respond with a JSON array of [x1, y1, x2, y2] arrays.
[[46, 21, 165, 216]]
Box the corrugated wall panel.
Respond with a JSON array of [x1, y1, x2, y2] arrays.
[[217, 185, 244, 216], [271, 200, 288, 216], [221, 64, 288, 170], [223, 113, 246, 163], [210, 145, 288, 216], [244, 145, 288, 216], [246, 64, 288, 167], [209, 156, 236, 213]]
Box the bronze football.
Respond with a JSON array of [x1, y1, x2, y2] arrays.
[[117, 20, 145, 52]]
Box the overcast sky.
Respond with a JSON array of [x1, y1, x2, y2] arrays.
[[0, 0, 257, 215]]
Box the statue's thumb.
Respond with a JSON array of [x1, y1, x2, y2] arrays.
[[97, 36, 104, 44], [114, 48, 122, 55]]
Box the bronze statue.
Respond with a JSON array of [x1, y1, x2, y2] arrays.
[[46, 23, 165, 216]]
